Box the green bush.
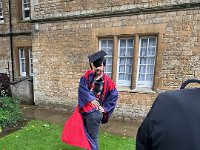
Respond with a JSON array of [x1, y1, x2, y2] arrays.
[[0, 97, 23, 130]]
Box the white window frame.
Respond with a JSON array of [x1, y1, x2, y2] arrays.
[[19, 48, 26, 76], [22, 0, 30, 20], [136, 36, 157, 88], [0, 0, 3, 23], [99, 38, 113, 78], [117, 38, 134, 86], [29, 48, 33, 76]]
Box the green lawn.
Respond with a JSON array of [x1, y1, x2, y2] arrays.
[[0, 120, 135, 150]]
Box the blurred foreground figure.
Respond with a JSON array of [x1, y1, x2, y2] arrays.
[[136, 79, 200, 150]]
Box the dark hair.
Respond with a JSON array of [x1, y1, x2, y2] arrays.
[[93, 57, 106, 67]]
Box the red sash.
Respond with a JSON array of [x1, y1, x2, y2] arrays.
[[61, 106, 91, 149]]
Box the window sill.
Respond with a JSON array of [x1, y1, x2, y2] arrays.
[[11, 76, 33, 84], [18, 19, 30, 23], [117, 86, 156, 94]]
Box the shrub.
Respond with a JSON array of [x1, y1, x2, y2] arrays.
[[0, 97, 23, 131], [0, 73, 11, 97]]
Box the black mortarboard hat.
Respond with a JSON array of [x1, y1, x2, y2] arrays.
[[88, 50, 107, 68]]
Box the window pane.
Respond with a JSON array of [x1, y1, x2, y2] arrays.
[[119, 48, 126, 56], [21, 59, 25, 63], [24, 4, 29, 8], [127, 48, 133, 56], [147, 65, 154, 73], [147, 57, 155, 64], [149, 38, 156, 46], [140, 58, 146, 64], [119, 73, 125, 80], [101, 40, 106, 47], [29, 48, 33, 75], [0, 0, 3, 20], [140, 48, 147, 56], [126, 65, 132, 73], [107, 48, 112, 56], [120, 39, 126, 47], [106, 57, 112, 64], [22, 63, 25, 72], [29, 50, 33, 58], [137, 37, 157, 87], [105, 65, 112, 72], [127, 58, 132, 64], [23, 0, 30, 19], [20, 49, 24, 58], [139, 74, 145, 81], [127, 39, 133, 47], [139, 65, 146, 73], [117, 38, 134, 86], [126, 74, 131, 81], [108, 40, 113, 47], [119, 65, 125, 72], [148, 47, 156, 56], [119, 58, 126, 65], [31, 65, 33, 71], [146, 74, 153, 81], [24, 0, 30, 5], [100, 39, 113, 77], [19, 48, 27, 76], [141, 39, 148, 47], [25, 10, 30, 18]]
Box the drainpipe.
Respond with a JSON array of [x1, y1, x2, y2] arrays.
[[8, 0, 14, 81]]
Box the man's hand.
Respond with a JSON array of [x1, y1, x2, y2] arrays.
[[90, 100, 104, 113], [90, 100, 100, 108], [98, 106, 105, 113]]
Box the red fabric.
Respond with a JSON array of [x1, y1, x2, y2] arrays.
[[61, 106, 91, 149], [83, 70, 94, 80], [81, 102, 95, 112]]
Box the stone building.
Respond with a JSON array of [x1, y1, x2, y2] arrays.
[[0, 0, 200, 121]]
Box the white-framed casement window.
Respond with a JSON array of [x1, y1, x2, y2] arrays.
[[117, 38, 134, 86], [98, 35, 157, 91], [29, 48, 33, 76], [99, 39, 113, 78], [137, 37, 157, 88], [22, 0, 30, 20], [19, 48, 26, 76], [19, 47, 33, 77], [0, 0, 3, 23]]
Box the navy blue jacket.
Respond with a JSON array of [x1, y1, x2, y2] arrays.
[[136, 87, 200, 150]]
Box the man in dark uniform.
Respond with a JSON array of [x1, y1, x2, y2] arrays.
[[136, 79, 200, 150]]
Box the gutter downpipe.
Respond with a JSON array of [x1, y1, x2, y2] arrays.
[[8, 0, 14, 82]]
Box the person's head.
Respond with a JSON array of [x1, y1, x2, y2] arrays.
[[88, 50, 107, 75]]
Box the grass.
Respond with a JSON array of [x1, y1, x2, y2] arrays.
[[0, 120, 135, 150]]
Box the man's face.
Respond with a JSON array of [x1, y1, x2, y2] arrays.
[[94, 63, 104, 75]]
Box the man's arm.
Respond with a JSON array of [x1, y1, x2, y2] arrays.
[[101, 88, 118, 123], [78, 76, 96, 110]]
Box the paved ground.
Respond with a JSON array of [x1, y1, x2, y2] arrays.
[[21, 105, 141, 138]]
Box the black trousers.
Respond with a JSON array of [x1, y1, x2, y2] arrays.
[[82, 110, 103, 149]]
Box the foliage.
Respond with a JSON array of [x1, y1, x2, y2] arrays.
[[0, 97, 23, 130], [0, 120, 136, 150], [0, 73, 11, 97], [0, 86, 12, 97]]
